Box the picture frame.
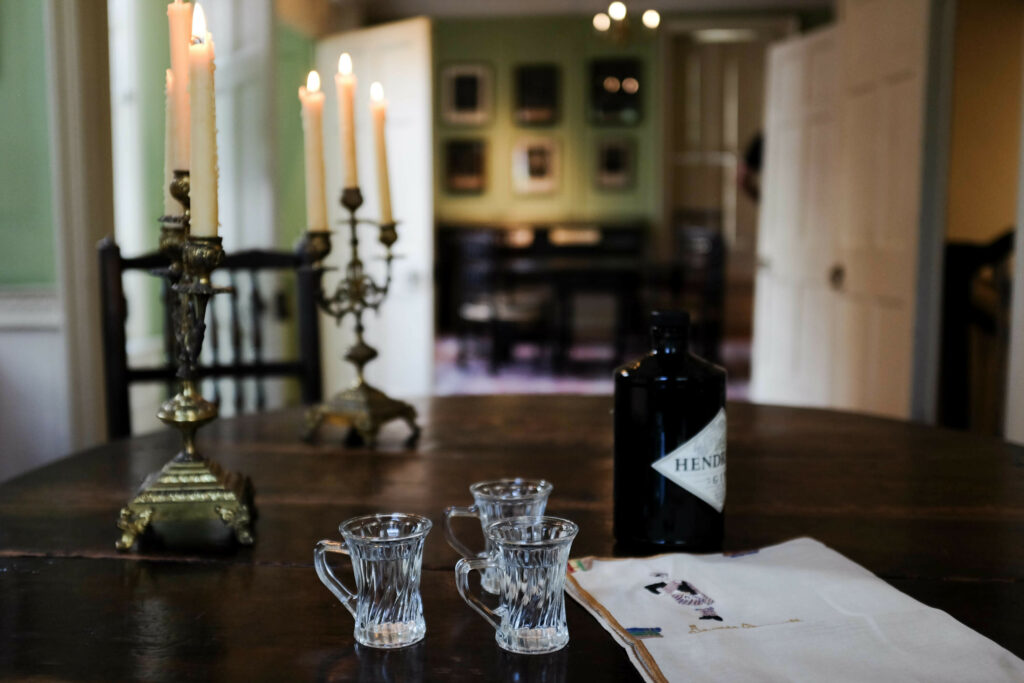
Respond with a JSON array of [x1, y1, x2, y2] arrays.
[[512, 137, 560, 194], [596, 138, 635, 190], [444, 139, 486, 194], [514, 64, 560, 126], [589, 58, 643, 125], [441, 63, 492, 126]]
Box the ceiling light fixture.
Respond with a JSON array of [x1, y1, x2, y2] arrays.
[[592, 3, 660, 40]]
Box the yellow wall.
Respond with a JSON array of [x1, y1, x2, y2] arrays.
[[945, 0, 1024, 243]]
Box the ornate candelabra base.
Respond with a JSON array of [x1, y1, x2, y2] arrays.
[[115, 215, 256, 551], [115, 376, 256, 552], [298, 187, 422, 449], [303, 381, 420, 448], [115, 457, 255, 551]]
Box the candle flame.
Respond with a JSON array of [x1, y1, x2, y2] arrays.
[[192, 3, 207, 41], [306, 70, 321, 93], [370, 82, 384, 102], [338, 53, 353, 76]]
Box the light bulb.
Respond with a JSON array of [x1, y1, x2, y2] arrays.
[[608, 2, 627, 21], [593, 12, 611, 31], [642, 9, 660, 29]]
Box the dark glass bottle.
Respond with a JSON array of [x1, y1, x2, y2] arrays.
[[613, 310, 727, 553]]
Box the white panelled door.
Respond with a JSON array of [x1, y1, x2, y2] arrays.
[[316, 18, 434, 399], [751, 28, 839, 408], [832, 0, 930, 418], [752, 0, 931, 419]]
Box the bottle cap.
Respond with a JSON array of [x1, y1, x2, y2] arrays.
[[651, 310, 690, 330]]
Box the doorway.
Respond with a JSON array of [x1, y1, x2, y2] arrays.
[[662, 18, 796, 399]]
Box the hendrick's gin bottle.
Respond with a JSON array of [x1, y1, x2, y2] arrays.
[[614, 310, 726, 553]]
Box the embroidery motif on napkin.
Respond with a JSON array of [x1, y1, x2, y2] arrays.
[[650, 408, 726, 512], [644, 572, 723, 622], [626, 627, 664, 639]]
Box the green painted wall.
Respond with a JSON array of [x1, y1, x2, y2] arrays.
[[433, 17, 662, 226], [0, 1, 55, 287], [273, 22, 315, 248]]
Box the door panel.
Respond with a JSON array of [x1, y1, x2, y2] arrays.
[[751, 28, 839, 409], [798, 287, 836, 404], [754, 1, 929, 418], [834, 0, 928, 417]]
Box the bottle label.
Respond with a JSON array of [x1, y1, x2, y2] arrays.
[[651, 408, 726, 512]]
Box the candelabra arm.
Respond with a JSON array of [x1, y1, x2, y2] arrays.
[[302, 189, 420, 448]]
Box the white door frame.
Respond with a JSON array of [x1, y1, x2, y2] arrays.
[[909, 0, 956, 423], [44, 0, 113, 449]]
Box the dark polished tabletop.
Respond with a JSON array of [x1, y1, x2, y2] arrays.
[[1, 396, 1022, 681]]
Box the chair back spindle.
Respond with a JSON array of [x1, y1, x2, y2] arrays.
[[98, 240, 323, 439]]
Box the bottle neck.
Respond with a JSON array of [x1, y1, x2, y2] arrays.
[[651, 327, 689, 355]]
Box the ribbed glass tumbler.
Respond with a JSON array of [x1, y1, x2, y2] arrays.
[[315, 513, 432, 649], [456, 515, 578, 654], [443, 478, 553, 593]]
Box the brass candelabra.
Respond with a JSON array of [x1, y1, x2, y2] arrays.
[[301, 187, 420, 448], [116, 170, 255, 551]]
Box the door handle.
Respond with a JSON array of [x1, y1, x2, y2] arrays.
[[829, 263, 845, 290]]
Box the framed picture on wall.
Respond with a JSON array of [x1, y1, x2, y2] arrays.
[[512, 137, 560, 194], [444, 139, 486, 193], [514, 64, 560, 125], [441, 63, 492, 126], [596, 138, 635, 190], [589, 58, 643, 125]]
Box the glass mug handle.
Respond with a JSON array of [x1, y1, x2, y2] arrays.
[[314, 539, 357, 618], [443, 505, 481, 559], [455, 556, 501, 629]]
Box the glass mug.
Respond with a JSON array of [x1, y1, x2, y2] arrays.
[[443, 478, 553, 593], [314, 513, 432, 649], [456, 516, 579, 655]]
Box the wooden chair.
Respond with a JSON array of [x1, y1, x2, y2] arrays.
[[98, 237, 322, 440], [939, 229, 1015, 432], [453, 229, 554, 373]]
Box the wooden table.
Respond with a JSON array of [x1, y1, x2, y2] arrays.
[[1, 396, 1022, 680]]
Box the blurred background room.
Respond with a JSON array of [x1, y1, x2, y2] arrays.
[[1, 0, 1022, 481]]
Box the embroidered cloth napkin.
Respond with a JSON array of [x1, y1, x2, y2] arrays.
[[566, 537, 1024, 683]]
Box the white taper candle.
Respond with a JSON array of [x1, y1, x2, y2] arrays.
[[167, 0, 192, 171], [163, 69, 177, 216], [299, 70, 328, 232], [335, 53, 358, 189], [188, 3, 218, 237], [370, 82, 392, 225]]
